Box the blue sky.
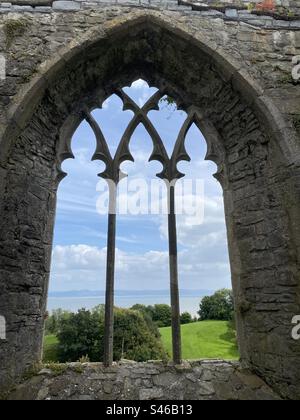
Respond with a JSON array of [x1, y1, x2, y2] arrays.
[[50, 80, 231, 292]]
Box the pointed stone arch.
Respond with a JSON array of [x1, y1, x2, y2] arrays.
[[0, 12, 299, 399]]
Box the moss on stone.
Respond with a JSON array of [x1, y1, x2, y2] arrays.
[[279, 73, 294, 85], [22, 363, 43, 382], [4, 19, 29, 48], [71, 365, 85, 374], [44, 363, 68, 377]]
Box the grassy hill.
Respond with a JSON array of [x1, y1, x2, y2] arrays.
[[159, 320, 239, 360]]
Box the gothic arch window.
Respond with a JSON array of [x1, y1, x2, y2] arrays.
[[56, 80, 228, 366]]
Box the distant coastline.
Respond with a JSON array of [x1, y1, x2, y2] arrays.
[[48, 289, 213, 298], [47, 289, 213, 316]]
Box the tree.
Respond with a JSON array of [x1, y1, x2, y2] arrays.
[[131, 303, 172, 328], [130, 304, 160, 337], [114, 308, 166, 362], [152, 304, 172, 328], [180, 312, 193, 325], [45, 308, 72, 335], [56, 306, 167, 363], [198, 289, 234, 321], [57, 308, 104, 362], [130, 304, 155, 321]]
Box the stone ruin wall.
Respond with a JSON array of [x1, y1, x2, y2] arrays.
[[0, 0, 300, 17], [0, 0, 299, 400]]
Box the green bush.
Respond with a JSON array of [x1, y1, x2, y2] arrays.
[[57, 307, 105, 362], [56, 305, 167, 363], [198, 289, 234, 321], [113, 308, 167, 362], [45, 308, 72, 335], [132, 303, 194, 327], [131, 303, 172, 328], [152, 304, 172, 328], [180, 312, 193, 325]]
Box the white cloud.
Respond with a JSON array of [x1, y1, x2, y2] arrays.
[[50, 243, 231, 292], [131, 79, 149, 90], [158, 193, 227, 246], [124, 79, 158, 107]]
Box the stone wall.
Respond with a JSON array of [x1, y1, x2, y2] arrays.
[[6, 361, 281, 400], [186, 0, 300, 10], [0, 2, 299, 400], [0, 0, 300, 25]]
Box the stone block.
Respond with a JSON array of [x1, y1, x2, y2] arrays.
[[52, 1, 81, 10], [225, 8, 238, 19]]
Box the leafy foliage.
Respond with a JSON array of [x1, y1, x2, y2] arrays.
[[132, 303, 195, 327], [55, 305, 167, 363], [198, 289, 234, 321], [57, 307, 104, 362], [113, 308, 167, 362], [151, 304, 172, 328], [131, 303, 172, 328], [45, 309, 72, 335], [180, 312, 193, 325]]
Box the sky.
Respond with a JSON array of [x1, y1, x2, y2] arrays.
[[50, 80, 231, 292]]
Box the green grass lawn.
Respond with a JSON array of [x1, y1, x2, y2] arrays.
[[43, 334, 59, 362], [159, 320, 239, 360]]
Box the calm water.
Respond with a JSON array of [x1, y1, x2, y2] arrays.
[[47, 295, 202, 317]]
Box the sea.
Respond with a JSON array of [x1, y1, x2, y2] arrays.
[[47, 290, 212, 317]]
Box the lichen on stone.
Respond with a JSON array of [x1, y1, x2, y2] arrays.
[[4, 18, 29, 48]]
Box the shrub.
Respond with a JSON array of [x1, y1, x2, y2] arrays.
[[45, 308, 72, 335], [180, 312, 193, 325], [131, 303, 172, 328], [114, 308, 167, 362], [198, 289, 234, 321], [56, 306, 167, 363]]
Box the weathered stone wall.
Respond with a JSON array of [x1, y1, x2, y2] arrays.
[[3, 0, 300, 14], [0, 2, 299, 400], [187, 0, 300, 10], [6, 361, 281, 400], [0, 0, 300, 22]]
